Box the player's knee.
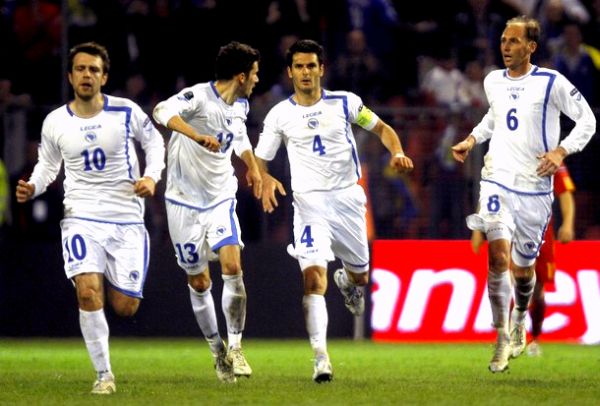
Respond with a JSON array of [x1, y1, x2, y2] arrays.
[[303, 267, 327, 294], [220, 260, 242, 276], [188, 274, 211, 293], [113, 299, 140, 317], [488, 251, 510, 271], [76, 286, 103, 309], [349, 271, 369, 286]]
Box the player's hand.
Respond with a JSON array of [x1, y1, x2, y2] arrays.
[[195, 135, 220, 152], [246, 166, 263, 200], [261, 173, 286, 213], [471, 230, 485, 254], [16, 179, 35, 203], [134, 176, 156, 197], [451, 136, 475, 163], [537, 147, 567, 177], [389, 153, 414, 173], [557, 225, 575, 244]]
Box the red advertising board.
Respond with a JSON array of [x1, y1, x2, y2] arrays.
[[371, 240, 600, 344]]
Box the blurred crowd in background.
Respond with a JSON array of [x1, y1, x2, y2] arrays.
[[1, 0, 600, 246]]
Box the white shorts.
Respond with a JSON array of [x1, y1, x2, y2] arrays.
[[467, 181, 552, 266], [166, 198, 243, 275], [289, 184, 369, 273], [60, 218, 149, 298]]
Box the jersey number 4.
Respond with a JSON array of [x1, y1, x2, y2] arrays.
[[312, 135, 326, 155]]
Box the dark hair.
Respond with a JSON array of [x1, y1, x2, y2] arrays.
[[68, 42, 110, 73], [214, 41, 260, 80], [506, 15, 541, 43], [285, 39, 324, 67]]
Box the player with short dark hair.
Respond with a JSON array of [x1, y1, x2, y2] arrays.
[[16, 41, 166, 394], [255, 39, 413, 382], [152, 41, 262, 383]]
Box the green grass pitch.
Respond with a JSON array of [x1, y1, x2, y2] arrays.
[[0, 338, 599, 405]]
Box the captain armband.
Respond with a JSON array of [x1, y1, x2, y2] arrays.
[[355, 105, 378, 130]]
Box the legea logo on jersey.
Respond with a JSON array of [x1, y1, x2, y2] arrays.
[[371, 240, 600, 344], [307, 118, 319, 129], [84, 132, 97, 142]]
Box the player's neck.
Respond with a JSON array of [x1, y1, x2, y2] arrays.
[[214, 80, 239, 105], [293, 88, 321, 106], [70, 94, 104, 118], [507, 62, 533, 78]]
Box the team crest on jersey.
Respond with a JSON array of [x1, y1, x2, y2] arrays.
[[307, 118, 319, 129], [129, 271, 140, 282], [84, 132, 97, 142], [226, 118, 232, 125]]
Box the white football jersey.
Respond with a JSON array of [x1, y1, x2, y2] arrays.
[[29, 94, 165, 223], [472, 65, 596, 194], [153, 82, 252, 209], [255, 89, 378, 193]]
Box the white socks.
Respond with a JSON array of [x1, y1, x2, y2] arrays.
[[487, 270, 512, 334], [189, 284, 223, 354], [513, 273, 536, 324], [79, 309, 111, 375], [303, 294, 328, 356], [222, 272, 247, 350]]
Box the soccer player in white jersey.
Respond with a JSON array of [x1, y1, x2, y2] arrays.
[[15, 42, 166, 394], [451, 16, 596, 373], [152, 41, 262, 384], [254, 39, 414, 382]]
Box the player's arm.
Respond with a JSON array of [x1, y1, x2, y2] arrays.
[[255, 158, 286, 214], [152, 101, 220, 152], [557, 190, 575, 243], [538, 75, 596, 177], [452, 108, 493, 163], [239, 150, 263, 200], [17, 121, 63, 203], [369, 119, 414, 173]]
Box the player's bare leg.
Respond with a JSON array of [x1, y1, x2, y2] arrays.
[[75, 273, 116, 394]]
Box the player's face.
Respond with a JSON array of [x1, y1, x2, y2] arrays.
[[240, 61, 259, 98], [500, 24, 536, 75], [288, 52, 323, 94], [68, 52, 107, 101]]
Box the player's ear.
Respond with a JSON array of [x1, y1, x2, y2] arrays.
[[529, 40, 537, 54], [287, 66, 292, 79]]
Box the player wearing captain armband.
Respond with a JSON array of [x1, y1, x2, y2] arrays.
[[15, 42, 166, 394], [452, 16, 595, 373], [254, 39, 413, 383], [153, 41, 262, 384]]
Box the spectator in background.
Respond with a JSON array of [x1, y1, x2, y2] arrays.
[[328, 29, 381, 104], [12, 0, 62, 104], [457, 59, 488, 109], [420, 51, 465, 109], [553, 22, 597, 105]]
